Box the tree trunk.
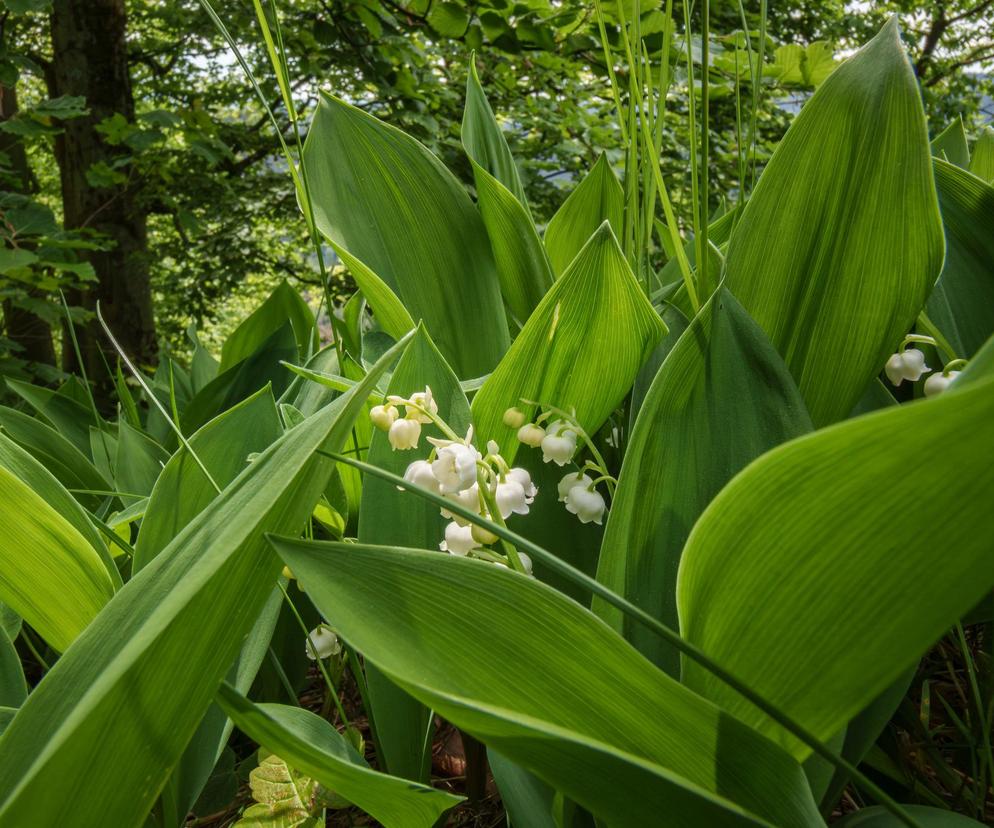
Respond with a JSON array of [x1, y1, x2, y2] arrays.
[[0, 83, 57, 369], [49, 0, 156, 384]]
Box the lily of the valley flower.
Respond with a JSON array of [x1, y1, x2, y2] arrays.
[[517, 423, 546, 447], [495, 479, 531, 519], [924, 370, 961, 397], [557, 471, 592, 502], [441, 483, 481, 526], [884, 348, 929, 386], [439, 521, 480, 556], [564, 483, 606, 525], [403, 459, 441, 493], [388, 417, 421, 450], [432, 442, 481, 494], [369, 403, 399, 432], [305, 625, 341, 661], [406, 388, 438, 423], [541, 420, 578, 466], [506, 467, 537, 499]]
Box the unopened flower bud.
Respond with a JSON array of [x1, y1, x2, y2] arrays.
[[281, 565, 295, 580], [517, 423, 546, 447], [370, 403, 399, 431], [503, 407, 527, 428], [471, 523, 499, 545], [924, 370, 961, 397]]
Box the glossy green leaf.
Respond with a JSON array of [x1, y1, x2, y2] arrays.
[[0, 432, 117, 587], [0, 625, 26, 708], [678, 374, 994, 759], [220, 281, 317, 372], [274, 539, 823, 828], [357, 326, 470, 781], [931, 118, 970, 169], [595, 286, 812, 674], [544, 154, 623, 276], [925, 159, 994, 359], [115, 421, 169, 502], [0, 334, 410, 827], [488, 749, 557, 828], [463, 61, 553, 323], [0, 466, 116, 651], [834, 806, 986, 827], [969, 126, 994, 183], [5, 378, 100, 456], [135, 386, 283, 571], [472, 222, 666, 463], [724, 18, 944, 426], [218, 684, 462, 827], [303, 92, 508, 377]]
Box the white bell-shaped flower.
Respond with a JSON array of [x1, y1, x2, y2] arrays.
[[558, 471, 592, 502], [505, 467, 537, 500], [439, 521, 479, 556], [305, 625, 341, 661], [441, 483, 481, 526], [431, 442, 480, 494], [369, 404, 399, 432], [403, 459, 440, 493], [495, 479, 530, 519], [884, 348, 929, 386], [406, 387, 438, 424], [388, 417, 421, 450], [517, 423, 546, 447], [541, 421, 578, 466], [565, 483, 606, 525], [924, 370, 961, 397]]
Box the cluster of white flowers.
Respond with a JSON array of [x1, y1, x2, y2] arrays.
[[370, 387, 535, 575], [883, 344, 964, 398], [508, 404, 611, 526]]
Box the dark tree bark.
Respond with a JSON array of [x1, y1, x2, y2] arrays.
[[0, 82, 57, 369], [49, 0, 156, 383]]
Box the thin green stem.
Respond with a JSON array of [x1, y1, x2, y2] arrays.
[[327, 450, 922, 828], [21, 627, 51, 672], [268, 646, 301, 706]]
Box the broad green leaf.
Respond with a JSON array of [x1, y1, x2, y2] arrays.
[[357, 326, 470, 781], [282, 345, 342, 417], [303, 92, 508, 377], [544, 154, 623, 276], [5, 378, 100, 456], [463, 61, 553, 323], [724, 18, 944, 427], [594, 286, 812, 674], [275, 539, 823, 828], [0, 625, 26, 708], [427, 1, 468, 36], [218, 684, 462, 826], [0, 432, 118, 588], [328, 245, 416, 342], [220, 281, 317, 372], [931, 118, 970, 169], [925, 159, 994, 359], [235, 750, 324, 828], [969, 126, 994, 183], [0, 333, 410, 827], [678, 375, 994, 759], [0, 603, 20, 641], [135, 386, 283, 571], [834, 806, 986, 827], [0, 406, 109, 503], [0, 466, 115, 651], [488, 749, 557, 828], [114, 421, 169, 502], [182, 323, 296, 433], [472, 222, 666, 463]]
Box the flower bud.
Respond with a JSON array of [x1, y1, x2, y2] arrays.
[[305, 625, 341, 660], [388, 417, 421, 450], [439, 521, 480, 556], [471, 523, 499, 545], [924, 370, 961, 397], [281, 565, 295, 580], [370, 403, 399, 431], [503, 407, 527, 428], [564, 484, 606, 525], [517, 423, 546, 447], [517, 552, 533, 576]]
